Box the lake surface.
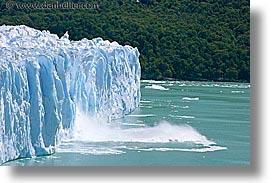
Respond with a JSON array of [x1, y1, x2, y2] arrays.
[[5, 80, 250, 166]]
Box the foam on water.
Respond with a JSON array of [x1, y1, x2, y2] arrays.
[[182, 97, 200, 101], [57, 146, 125, 155], [170, 105, 189, 109], [127, 146, 227, 153], [142, 80, 167, 84], [169, 114, 195, 119], [177, 81, 250, 88], [127, 114, 156, 117], [231, 90, 245, 94], [140, 100, 151, 103], [120, 123, 146, 127], [145, 84, 169, 90]]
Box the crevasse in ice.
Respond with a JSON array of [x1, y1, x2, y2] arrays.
[[0, 25, 140, 164]]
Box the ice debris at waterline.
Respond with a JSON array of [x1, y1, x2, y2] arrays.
[[0, 25, 141, 164]]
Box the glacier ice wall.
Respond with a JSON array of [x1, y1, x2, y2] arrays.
[[0, 25, 140, 164]]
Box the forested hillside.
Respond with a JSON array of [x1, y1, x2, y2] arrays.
[[0, 0, 250, 82]]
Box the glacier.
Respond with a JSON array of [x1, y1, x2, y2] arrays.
[[0, 25, 141, 164]]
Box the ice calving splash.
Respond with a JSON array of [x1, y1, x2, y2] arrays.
[[63, 110, 227, 155], [74, 112, 211, 144], [0, 25, 140, 164]]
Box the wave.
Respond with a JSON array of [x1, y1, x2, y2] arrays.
[[175, 82, 250, 89], [142, 80, 167, 84], [140, 100, 151, 103], [182, 97, 199, 101], [127, 146, 227, 153], [57, 143, 227, 155], [120, 123, 146, 127], [57, 146, 125, 155], [127, 114, 156, 117], [145, 84, 169, 90], [169, 115, 195, 119], [140, 106, 153, 109], [170, 105, 189, 109], [162, 83, 174, 86], [231, 90, 245, 94]]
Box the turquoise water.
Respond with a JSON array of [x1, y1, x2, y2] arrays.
[[5, 80, 250, 166]]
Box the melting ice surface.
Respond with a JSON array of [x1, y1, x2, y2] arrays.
[[0, 25, 140, 164]]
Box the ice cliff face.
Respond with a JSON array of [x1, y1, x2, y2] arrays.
[[0, 25, 140, 164]]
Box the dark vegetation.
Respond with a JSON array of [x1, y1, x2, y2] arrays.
[[0, 0, 250, 82]]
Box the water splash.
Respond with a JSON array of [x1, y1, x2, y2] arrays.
[[72, 110, 218, 146], [56, 109, 228, 155]]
